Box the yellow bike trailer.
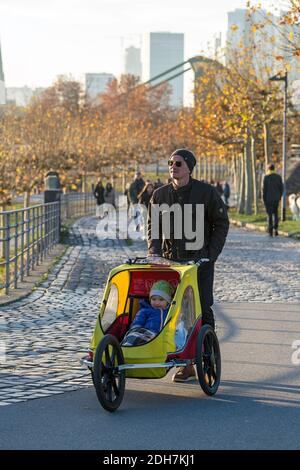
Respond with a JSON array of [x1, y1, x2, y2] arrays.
[[81, 257, 221, 411]]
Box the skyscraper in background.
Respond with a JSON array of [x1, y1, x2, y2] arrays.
[[0, 41, 6, 104], [142, 32, 184, 107], [85, 73, 115, 101], [124, 46, 142, 80], [206, 32, 225, 65]]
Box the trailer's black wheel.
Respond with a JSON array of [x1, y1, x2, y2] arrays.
[[93, 334, 125, 412], [196, 325, 221, 396]]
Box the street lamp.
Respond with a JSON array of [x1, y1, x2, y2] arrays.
[[269, 71, 288, 221]]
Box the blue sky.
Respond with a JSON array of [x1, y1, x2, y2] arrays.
[[0, 0, 274, 90]]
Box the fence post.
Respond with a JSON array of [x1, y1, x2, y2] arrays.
[[14, 211, 19, 289], [57, 202, 61, 243], [25, 207, 30, 276], [66, 194, 70, 219], [31, 207, 36, 271], [0, 211, 4, 259], [4, 213, 10, 295], [84, 192, 87, 216], [20, 210, 25, 281]]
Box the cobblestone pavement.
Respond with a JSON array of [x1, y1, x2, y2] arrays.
[[0, 216, 299, 406], [216, 229, 300, 303]]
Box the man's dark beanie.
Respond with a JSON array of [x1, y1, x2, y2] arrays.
[[170, 149, 196, 173]]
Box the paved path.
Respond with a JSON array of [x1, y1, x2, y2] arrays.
[[1, 302, 300, 450], [216, 229, 300, 302], [1, 217, 299, 406], [1, 216, 300, 449]]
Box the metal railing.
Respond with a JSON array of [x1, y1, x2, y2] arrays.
[[0, 193, 96, 295], [60, 192, 95, 221]]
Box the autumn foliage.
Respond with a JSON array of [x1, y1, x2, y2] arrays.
[[1, 1, 300, 214], [0, 76, 186, 206]]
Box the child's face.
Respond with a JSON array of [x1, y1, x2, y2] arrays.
[[150, 295, 168, 310]]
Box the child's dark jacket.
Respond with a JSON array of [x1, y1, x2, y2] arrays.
[[131, 299, 169, 334]]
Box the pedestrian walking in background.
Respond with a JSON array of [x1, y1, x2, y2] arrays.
[[138, 182, 154, 209], [215, 181, 224, 197], [263, 163, 283, 237], [124, 182, 131, 213], [154, 178, 163, 190], [129, 172, 145, 205], [104, 182, 116, 208], [147, 148, 229, 382], [128, 172, 145, 231], [223, 181, 231, 205], [94, 179, 105, 218]]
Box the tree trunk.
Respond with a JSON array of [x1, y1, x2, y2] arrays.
[[263, 122, 272, 169], [244, 133, 253, 215], [203, 157, 207, 181], [251, 136, 259, 215], [257, 162, 263, 201], [82, 171, 87, 193], [0, 204, 6, 258], [208, 156, 212, 183], [110, 166, 115, 187], [238, 152, 245, 214], [212, 156, 217, 182], [232, 154, 237, 194], [24, 191, 31, 208]]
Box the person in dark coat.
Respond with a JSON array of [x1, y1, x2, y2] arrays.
[[147, 148, 229, 382], [94, 180, 105, 218], [138, 182, 154, 209], [223, 181, 231, 205], [104, 182, 116, 208], [263, 163, 283, 237], [154, 178, 163, 189], [129, 172, 145, 204], [128, 172, 145, 230], [94, 179, 105, 205], [124, 183, 131, 213], [215, 181, 224, 197]]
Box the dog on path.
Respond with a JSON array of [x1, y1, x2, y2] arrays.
[[288, 194, 300, 221]]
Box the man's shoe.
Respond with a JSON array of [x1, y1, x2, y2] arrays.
[[204, 373, 210, 386], [274, 230, 279, 236], [172, 365, 196, 383]]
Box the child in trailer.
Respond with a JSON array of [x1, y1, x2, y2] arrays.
[[122, 280, 173, 346]]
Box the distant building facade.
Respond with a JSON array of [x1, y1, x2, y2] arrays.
[[6, 87, 36, 106], [206, 32, 225, 65], [142, 32, 184, 107], [85, 73, 115, 101], [5, 87, 45, 106], [124, 46, 142, 80]]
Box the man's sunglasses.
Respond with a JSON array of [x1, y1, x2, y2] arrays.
[[168, 160, 182, 167]]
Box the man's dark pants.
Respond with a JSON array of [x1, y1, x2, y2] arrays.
[[197, 262, 215, 329], [265, 200, 279, 234]]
